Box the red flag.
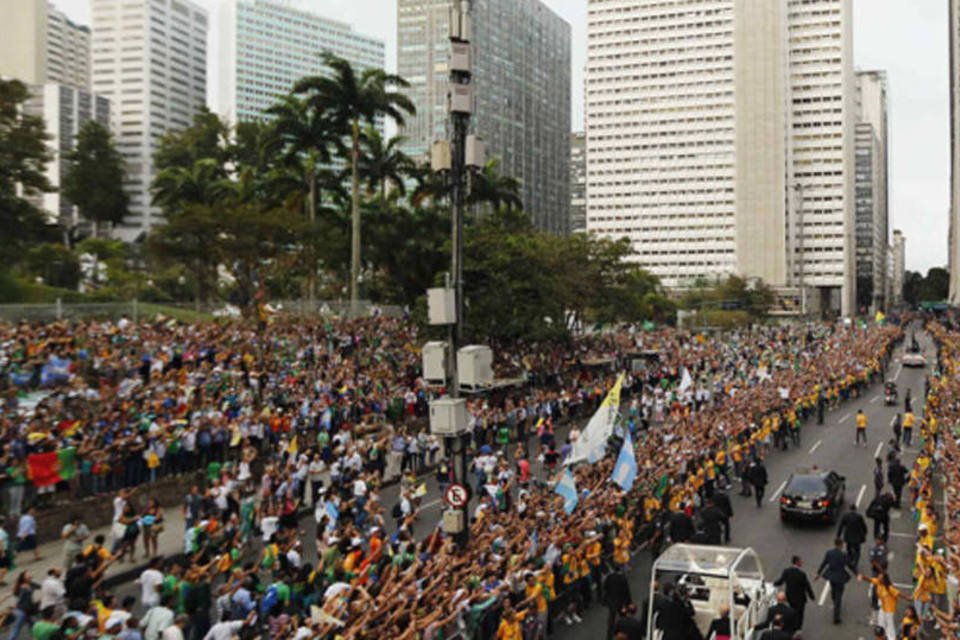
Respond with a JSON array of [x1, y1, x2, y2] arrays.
[[26, 452, 61, 487]]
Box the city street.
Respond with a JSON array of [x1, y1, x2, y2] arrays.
[[15, 331, 932, 640]]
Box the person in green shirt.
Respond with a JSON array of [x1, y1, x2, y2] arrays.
[[206, 460, 222, 483], [5, 460, 26, 518], [30, 607, 60, 640]]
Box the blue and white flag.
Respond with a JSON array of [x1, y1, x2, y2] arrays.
[[321, 408, 333, 430], [611, 430, 637, 492], [325, 500, 339, 523], [554, 468, 579, 514]]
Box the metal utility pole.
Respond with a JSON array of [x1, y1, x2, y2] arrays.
[[447, 0, 472, 547]]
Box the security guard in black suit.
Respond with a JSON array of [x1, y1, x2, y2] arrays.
[[816, 538, 855, 623], [773, 555, 816, 629]]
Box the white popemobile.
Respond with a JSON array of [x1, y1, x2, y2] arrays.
[[646, 544, 778, 640]]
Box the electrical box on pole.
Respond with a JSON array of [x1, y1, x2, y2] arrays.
[[422, 341, 450, 384], [449, 83, 472, 115], [431, 140, 451, 172], [457, 345, 493, 390], [427, 287, 456, 325], [465, 135, 485, 169], [429, 397, 468, 436]]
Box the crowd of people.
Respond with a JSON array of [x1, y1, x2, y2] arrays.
[[0, 314, 920, 639]]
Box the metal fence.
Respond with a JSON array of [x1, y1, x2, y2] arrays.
[[0, 299, 406, 323]]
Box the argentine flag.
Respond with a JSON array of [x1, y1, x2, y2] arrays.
[[554, 468, 579, 514], [611, 430, 637, 492], [325, 500, 339, 523]]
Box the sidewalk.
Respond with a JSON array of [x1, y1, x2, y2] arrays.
[[0, 507, 188, 609]]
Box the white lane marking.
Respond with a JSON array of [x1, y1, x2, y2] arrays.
[[839, 412, 851, 423], [769, 479, 788, 503], [888, 532, 915, 539], [818, 582, 830, 606], [421, 498, 443, 510], [809, 440, 822, 454], [855, 484, 867, 508], [894, 364, 903, 381], [890, 511, 902, 520], [890, 416, 897, 428], [870, 395, 880, 403], [894, 582, 913, 590], [874, 441, 884, 458]]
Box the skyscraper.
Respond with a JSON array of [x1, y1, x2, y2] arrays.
[[585, 0, 855, 316], [215, 0, 385, 125], [854, 70, 889, 311], [0, 1, 90, 90], [24, 84, 110, 228], [570, 132, 586, 233], [892, 229, 905, 305], [950, 0, 960, 304], [397, 0, 572, 233], [91, 0, 208, 240]]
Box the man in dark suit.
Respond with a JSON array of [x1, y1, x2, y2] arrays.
[[887, 458, 908, 507], [756, 592, 798, 634], [836, 504, 868, 570], [711, 491, 734, 543], [666, 508, 694, 543], [603, 568, 633, 640], [773, 555, 816, 629], [747, 458, 768, 507], [699, 498, 727, 545], [758, 615, 793, 640], [816, 538, 855, 623]]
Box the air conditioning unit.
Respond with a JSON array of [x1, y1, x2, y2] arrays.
[[449, 83, 472, 115], [458, 345, 493, 390], [422, 341, 449, 384], [429, 397, 468, 436], [448, 5, 471, 41], [465, 135, 485, 169], [431, 140, 451, 172], [427, 287, 456, 325], [450, 42, 471, 74]]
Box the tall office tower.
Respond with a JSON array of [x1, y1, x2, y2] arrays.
[[47, 3, 92, 90], [854, 122, 884, 312], [215, 0, 384, 125], [24, 85, 110, 228], [92, 0, 208, 241], [854, 70, 890, 311], [397, 0, 572, 233], [586, 0, 855, 315], [0, 1, 90, 89], [950, 0, 960, 304], [891, 229, 905, 305], [570, 132, 586, 233]]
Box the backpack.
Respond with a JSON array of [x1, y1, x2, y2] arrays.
[[391, 502, 403, 520], [866, 498, 882, 519]]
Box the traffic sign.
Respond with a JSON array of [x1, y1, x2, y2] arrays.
[[444, 483, 469, 508]]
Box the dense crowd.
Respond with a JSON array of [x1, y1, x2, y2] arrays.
[[0, 316, 909, 639]]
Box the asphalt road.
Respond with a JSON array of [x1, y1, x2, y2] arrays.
[[550, 330, 936, 640], [99, 330, 935, 640]]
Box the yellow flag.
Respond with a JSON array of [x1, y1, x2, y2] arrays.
[[414, 482, 428, 498], [229, 428, 241, 447], [602, 373, 625, 408], [287, 436, 298, 455]]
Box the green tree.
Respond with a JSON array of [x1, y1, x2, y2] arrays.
[[153, 107, 230, 170], [62, 120, 128, 239], [22, 243, 80, 289], [469, 158, 522, 214], [294, 53, 414, 314], [0, 78, 53, 266], [357, 126, 411, 199]]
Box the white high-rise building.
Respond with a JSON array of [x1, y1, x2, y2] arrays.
[[24, 84, 110, 228], [891, 229, 905, 305], [215, 0, 385, 125], [949, 0, 960, 304], [854, 70, 889, 311], [0, 1, 90, 90], [586, 0, 855, 315], [91, 0, 208, 240]]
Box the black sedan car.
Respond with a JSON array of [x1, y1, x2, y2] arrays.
[[779, 470, 845, 524]]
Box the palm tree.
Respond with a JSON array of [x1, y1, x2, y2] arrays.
[[294, 52, 414, 315], [267, 93, 338, 303], [469, 158, 522, 213], [357, 126, 411, 199], [151, 158, 232, 212]]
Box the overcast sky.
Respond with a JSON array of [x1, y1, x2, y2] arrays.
[[57, 0, 948, 273]]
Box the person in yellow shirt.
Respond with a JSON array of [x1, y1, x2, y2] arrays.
[[902, 410, 915, 446], [522, 571, 550, 632], [495, 605, 526, 640], [857, 572, 906, 640], [855, 409, 868, 447]]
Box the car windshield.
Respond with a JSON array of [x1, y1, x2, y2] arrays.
[[786, 475, 826, 494]]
